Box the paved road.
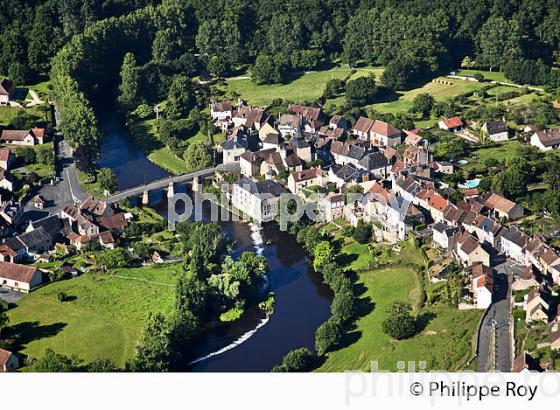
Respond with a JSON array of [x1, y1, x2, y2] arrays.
[[22, 135, 87, 222], [477, 259, 515, 372]]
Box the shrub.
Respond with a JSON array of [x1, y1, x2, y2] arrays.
[[352, 221, 372, 244], [272, 348, 315, 372], [315, 317, 343, 355], [382, 302, 416, 340]]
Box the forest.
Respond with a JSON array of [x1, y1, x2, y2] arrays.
[[1, 0, 560, 171]]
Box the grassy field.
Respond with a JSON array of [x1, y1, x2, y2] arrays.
[[468, 140, 523, 166], [317, 267, 482, 371], [220, 66, 383, 106], [368, 76, 486, 114], [0, 105, 47, 127], [7, 264, 179, 368], [456, 69, 508, 83]]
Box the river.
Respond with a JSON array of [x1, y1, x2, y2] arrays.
[[97, 110, 332, 371]]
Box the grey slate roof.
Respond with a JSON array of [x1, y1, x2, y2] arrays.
[[358, 151, 387, 170], [235, 176, 288, 197]]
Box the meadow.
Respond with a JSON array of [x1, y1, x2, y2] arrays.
[[7, 264, 179, 367]]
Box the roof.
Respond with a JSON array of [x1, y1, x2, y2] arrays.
[[29, 215, 63, 236], [234, 106, 268, 128], [290, 137, 310, 149], [97, 213, 127, 230], [474, 271, 494, 292], [370, 120, 401, 138], [353, 116, 374, 133], [0, 79, 14, 96], [0, 148, 11, 162], [80, 198, 110, 217], [262, 133, 284, 145], [484, 120, 507, 135], [211, 100, 232, 112], [533, 129, 560, 147], [484, 193, 519, 214], [358, 151, 387, 170], [98, 231, 115, 244], [0, 348, 14, 369], [404, 130, 423, 145], [501, 226, 529, 248], [288, 104, 322, 121], [291, 168, 325, 183], [428, 194, 449, 212], [15, 227, 51, 250], [0, 130, 29, 141], [284, 152, 303, 168], [441, 116, 463, 129], [235, 176, 288, 197], [470, 263, 493, 278], [0, 261, 40, 283], [457, 232, 482, 255], [347, 144, 366, 160]]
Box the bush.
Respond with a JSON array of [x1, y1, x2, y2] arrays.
[[352, 221, 372, 244], [58, 292, 70, 302]]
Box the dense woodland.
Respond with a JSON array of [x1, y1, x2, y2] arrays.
[[2, 0, 560, 172]]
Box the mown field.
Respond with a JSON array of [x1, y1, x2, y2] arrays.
[[220, 65, 384, 106], [7, 264, 179, 368]]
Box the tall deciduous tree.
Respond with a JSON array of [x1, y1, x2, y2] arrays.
[[476, 16, 522, 71], [117, 52, 142, 111]]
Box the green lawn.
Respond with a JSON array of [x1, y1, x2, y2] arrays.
[[221, 66, 383, 106], [148, 147, 189, 174], [456, 69, 508, 83], [0, 105, 48, 127], [368, 76, 486, 114], [7, 264, 179, 368], [469, 140, 523, 166], [317, 267, 482, 371]]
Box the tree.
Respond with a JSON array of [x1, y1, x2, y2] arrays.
[[130, 313, 172, 372], [411, 93, 435, 117], [15, 146, 36, 164], [252, 53, 287, 85], [545, 160, 560, 192], [98, 168, 118, 193], [96, 248, 130, 270], [33, 349, 81, 372], [313, 241, 335, 271], [346, 76, 377, 106], [0, 301, 8, 335], [323, 78, 346, 99], [315, 317, 343, 355], [87, 358, 118, 372], [331, 285, 355, 323], [381, 60, 415, 90], [35, 145, 55, 166], [184, 142, 212, 172], [166, 75, 195, 119], [382, 302, 416, 340], [476, 16, 522, 71], [117, 52, 142, 111], [352, 221, 372, 244], [272, 347, 315, 372]]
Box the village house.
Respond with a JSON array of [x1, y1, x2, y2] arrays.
[[550, 330, 560, 351], [369, 120, 402, 147], [357, 151, 389, 178], [221, 128, 258, 164], [524, 235, 560, 284], [352, 116, 375, 140], [4, 226, 52, 260], [500, 226, 529, 265], [432, 222, 461, 250], [239, 149, 276, 177], [278, 114, 302, 137], [0, 348, 18, 372], [318, 114, 348, 140], [365, 194, 418, 242], [26, 214, 67, 242], [210, 100, 233, 122], [328, 163, 363, 189], [454, 231, 491, 266], [470, 214, 502, 248], [98, 231, 116, 249], [231, 176, 288, 222], [0, 244, 18, 263], [470, 263, 494, 309], [443, 204, 465, 227], [512, 265, 540, 291], [403, 129, 426, 146], [530, 129, 560, 151], [427, 193, 449, 223], [438, 116, 464, 132], [33, 195, 45, 209], [481, 120, 508, 142], [258, 122, 278, 142], [523, 288, 550, 323], [261, 132, 285, 151], [289, 137, 312, 163], [232, 105, 269, 131], [0, 261, 43, 292], [0, 128, 46, 146], [433, 160, 455, 175], [484, 192, 523, 220], [403, 146, 430, 168], [0, 170, 14, 192], [287, 104, 324, 133], [287, 168, 327, 195], [0, 148, 14, 170], [320, 193, 345, 223], [0, 79, 15, 106], [330, 141, 365, 166]]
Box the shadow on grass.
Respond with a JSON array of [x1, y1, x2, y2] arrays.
[[6, 321, 67, 350], [415, 311, 437, 334]]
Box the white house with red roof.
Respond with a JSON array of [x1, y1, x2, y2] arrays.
[[0, 261, 43, 292], [438, 116, 464, 132], [0, 348, 18, 372]]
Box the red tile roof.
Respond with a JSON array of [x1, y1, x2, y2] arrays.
[[442, 116, 463, 129], [0, 261, 40, 283]]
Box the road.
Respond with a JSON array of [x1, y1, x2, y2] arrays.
[[22, 135, 88, 222], [477, 259, 517, 372]]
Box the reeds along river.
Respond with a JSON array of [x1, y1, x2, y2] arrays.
[[97, 109, 333, 371]]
